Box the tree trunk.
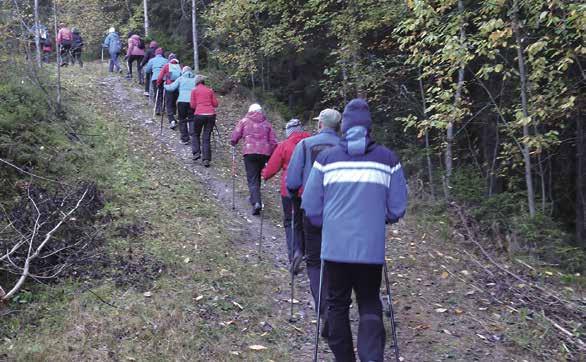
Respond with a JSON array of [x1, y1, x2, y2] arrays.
[[191, 0, 199, 72], [418, 69, 435, 200], [445, 0, 466, 199], [576, 107, 585, 246], [33, 0, 41, 67], [53, 0, 61, 112], [512, 0, 536, 218], [144, 0, 149, 38]]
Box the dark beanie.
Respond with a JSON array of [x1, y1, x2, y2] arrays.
[[341, 98, 372, 133]]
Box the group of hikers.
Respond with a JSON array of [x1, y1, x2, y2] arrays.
[[102, 30, 409, 362], [29, 22, 84, 66]]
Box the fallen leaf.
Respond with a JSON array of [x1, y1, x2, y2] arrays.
[[442, 329, 452, 335], [476, 333, 487, 340], [232, 301, 244, 310], [229, 351, 240, 356], [195, 295, 204, 301], [454, 308, 464, 315], [441, 271, 449, 279], [249, 345, 267, 351], [143, 291, 152, 297], [184, 257, 191, 263], [435, 308, 448, 313]]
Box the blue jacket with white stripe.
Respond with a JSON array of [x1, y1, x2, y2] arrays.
[[301, 126, 408, 264], [286, 128, 340, 193]]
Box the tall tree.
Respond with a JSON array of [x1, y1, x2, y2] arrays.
[[192, 0, 198, 72], [143, 0, 149, 37], [33, 0, 41, 67]]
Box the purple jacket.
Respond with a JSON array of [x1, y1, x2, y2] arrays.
[[230, 111, 278, 156]]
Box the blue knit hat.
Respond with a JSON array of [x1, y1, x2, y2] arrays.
[[285, 119, 304, 138], [341, 98, 372, 133]]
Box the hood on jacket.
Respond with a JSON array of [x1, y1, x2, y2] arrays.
[[342, 98, 372, 133], [246, 111, 267, 124], [340, 126, 375, 156], [182, 70, 194, 78]]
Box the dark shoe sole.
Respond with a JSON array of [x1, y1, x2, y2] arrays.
[[192, 153, 201, 161]]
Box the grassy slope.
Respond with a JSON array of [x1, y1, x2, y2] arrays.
[[1, 66, 291, 361]]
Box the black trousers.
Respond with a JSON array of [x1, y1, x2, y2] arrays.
[[165, 90, 178, 124], [190, 114, 216, 161], [71, 48, 82, 67], [304, 215, 326, 314], [145, 71, 151, 93], [325, 261, 385, 362], [281, 196, 304, 262], [177, 102, 193, 143], [127, 55, 143, 83], [152, 81, 164, 114], [243, 154, 269, 206]]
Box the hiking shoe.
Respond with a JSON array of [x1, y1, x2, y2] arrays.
[[290, 250, 304, 275], [203, 160, 210, 168], [192, 152, 201, 161], [252, 203, 262, 215], [170, 121, 177, 129]]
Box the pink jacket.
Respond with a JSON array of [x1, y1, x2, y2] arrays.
[[56, 28, 72, 44], [230, 111, 278, 156], [127, 35, 145, 56]]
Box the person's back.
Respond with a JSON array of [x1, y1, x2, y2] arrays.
[[57, 25, 72, 45], [190, 82, 218, 115], [71, 29, 83, 49], [231, 108, 277, 156], [127, 34, 144, 56], [301, 98, 407, 362]]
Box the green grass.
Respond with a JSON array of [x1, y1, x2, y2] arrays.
[[1, 65, 293, 361]]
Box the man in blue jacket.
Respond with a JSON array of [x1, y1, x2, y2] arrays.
[[302, 98, 408, 362], [287, 108, 341, 317], [144, 48, 168, 115]]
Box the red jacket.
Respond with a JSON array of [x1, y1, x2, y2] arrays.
[[262, 131, 311, 196], [157, 61, 181, 86], [190, 84, 219, 115], [56, 28, 72, 44]]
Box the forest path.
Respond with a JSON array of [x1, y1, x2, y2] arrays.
[[90, 63, 537, 362]]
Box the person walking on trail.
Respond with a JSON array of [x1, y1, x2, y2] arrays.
[[189, 75, 219, 167], [286, 108, 341, 316], [70, 27, 84, 67], [102, 27, 122, 73], [41, 29, 53, 63], [144, 48, 167, 115], [56, 23, 73, 66], [141, 40, 158, 97], [165, 66, 197, 145], [126, 34, 145, 83], [230, 104, 278, 215], [302, 98, 408, 362], [157, 54, 181, 129], [261, 119, 310, 269]]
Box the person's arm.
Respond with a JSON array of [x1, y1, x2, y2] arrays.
[[230, 119, 245, 146], [157, 64, 168, 86], [301, 159, 325, 227], [140, 50, 150, 67], [144, 58, 153, 74], [127, 39, 134, 56], [262, 144, 284, 181], [286, 140, 305, 195], [165, 77, 180, 92], [189, 88, 197, 112], [386, 159, 408, 224], [102, 34, 110, 48], [210, 89, 219, 108]]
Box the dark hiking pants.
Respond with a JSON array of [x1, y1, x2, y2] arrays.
[[71, 48, 82, 67], [145, 72, 151, 94], [152, 81, 164, 114], [281, 196, 304, 262], [127, 55, 143, 83], [190, 115, 216, 161], [325, 261, 385, 362], [165, 90, 178, 124], [177, 102, 193, 143], [109, 51, 120, 72], [304, 214, 326, 314], [243, 154, 269, 207]]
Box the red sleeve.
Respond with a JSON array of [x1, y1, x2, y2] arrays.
[[262, 143, 284, 180], [190, 88, 197, 111], [157, 64, 168, 85], [211, 89, 219, 108]]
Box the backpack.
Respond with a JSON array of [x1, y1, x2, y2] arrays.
[[137, 37, 145, 50], [169, 63, 181, 81]]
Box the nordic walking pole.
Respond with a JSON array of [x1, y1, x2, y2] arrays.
[[160, 88, 166, 134], [153, 86, 159, 119], [383, 260, 400, 362], [231, 146, 236, 210], [258, 180, 265, 261], [290, 205, 296, 321], [313, 261, 325, 362]]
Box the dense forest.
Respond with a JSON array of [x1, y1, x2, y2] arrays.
[[1, 0, 586, 360]]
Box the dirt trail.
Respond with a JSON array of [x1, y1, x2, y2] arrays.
[[98, 72, 544, 362]]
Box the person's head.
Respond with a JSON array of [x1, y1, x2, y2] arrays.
[[168, 53, 176, 61], [195, 75, 206, 85], [169, 58, 179, 64], [341, 98, 371, 134], [71, 27, 80, 34], [155, 47, 164, 56], [285, 119, 304, 138], [149, 40, 158, 48], [313, 108, 341, 131], [108, 27, 115, 33], [182, 66, 192, 74], [59, 22, 66, 29], [248, 103, 262, 114]]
